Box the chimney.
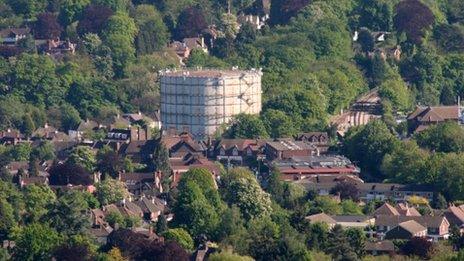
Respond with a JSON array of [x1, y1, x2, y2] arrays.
[[44, 122, 49, 129], [121, 198, 126, 206]]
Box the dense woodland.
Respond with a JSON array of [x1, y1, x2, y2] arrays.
[[1, 0, 464, 260]]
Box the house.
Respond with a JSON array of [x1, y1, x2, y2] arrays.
[[293, 174, 364, 195], [305, 213, 336, 229], [273, 155, 360, 181], [122, 111, 161, 130], [359, 183, 434, 202], [375, 215, 450, 241], [135, 196, 166, 222], [0, 129, 25, 145], [295, 132, 329, 154], [118, 172, 159, 195], [265, 140, 319, 161], [373, 202, 421, 217], [161, 132, 207, 158], [118, 139, 157, 164], [37, 39, 76, 56], [170, 155, 221, 187], [407, 105, 460, 133], [68, 119, 101, 141], [169, 37, 208, 61], [32, 123, 70, 141], [210, 139, 266, 166], [19, 176, 49, 188], [385, 220, 427, 240], [443, 205, 464, 230], [365, 241, 395, 256], [0, 28, 30, 45], [331, 215, 375, 229], [237, 14, 268, 30]]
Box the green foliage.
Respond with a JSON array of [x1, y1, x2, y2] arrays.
[[326, 225, 357, 261], [415, 122, 464, 153], [209, 251, 253, 261], [12, 223, 62, 261], [174, 168, 223, 238], [382, 140, 429, 183], [133, 5, 169, 55], [68, 146, 96, 172], [48, 190, 91, 235], [162, 228, 194, 250], [23, 185, 56, 223], [96, 178, 129, 205], [340, 200, 363, 215], [222, 168, 272, 221], [343, 120, 399, 180], [0, 199, 15, 239], [226, 114, 269, 139], [355, 0, 393, 31]]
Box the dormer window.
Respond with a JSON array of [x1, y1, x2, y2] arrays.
[[232, 147, 238, 156]]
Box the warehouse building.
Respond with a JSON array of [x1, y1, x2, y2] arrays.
[[160, 69, 262, 138]]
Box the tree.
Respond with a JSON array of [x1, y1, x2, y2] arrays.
[[226, 114, 269, 139], [155, 215, 168, 234], [326, 225, 357, 261], [107, 247, 126, 261], [401, 237, 437, 259], [0, 199, 15, 239], [33, 12, 62, 40], [247, 217, 280, 260], [31, 141, 55, 161], [48, 162, 93, 186], [23, 185, 56, 223], [103, 12, 138, 77], [13, 54, 63, 107], [21, 114, 35, 138], [52, 242, 94, 261], [447, 0, 464, 23], [134, 5, 170, 55], [437, 153, 464, 201], [270, 0, 311, 25], [96, 178, 129, 205], [345, 228, 366, 258], [343, 120, 399, 180], [77, 4, 113, 36], [355, 0, 393, 31], [151, 142, 171, 189], [12, 223, 62, 260], [394, 0, 434, 45], [58, 0, 92, 26], [415, 122, 464, 153], [381, 140, 429, 184], [305, 222, 329, 251], [433, 193, 447, 209], [174, 170, 221, 238], [93, 0, 128, 11], [261, 109, 297, 138], [222, 168, 272, 220], [209, 251, 253, 261], [162, 228, 194, 250], [330, 182, 360, 201], [48, 190, 91, 235], [357, 29, 375, 53], [97, 146, 124, 179], [68, 146, 96, 172], [311, 196, 341, 215], [175, 7, 208, 40], [59, 104, 82, 131], [6, 0, 47, 18]]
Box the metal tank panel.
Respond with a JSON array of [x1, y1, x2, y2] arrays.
[[160, 69, 262, 138]]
